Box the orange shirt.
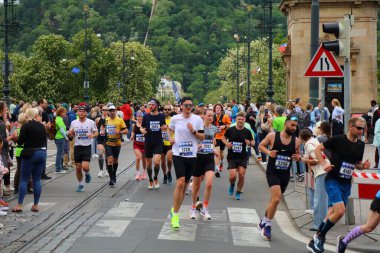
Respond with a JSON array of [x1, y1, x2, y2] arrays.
[[214, 114, 231, 139]]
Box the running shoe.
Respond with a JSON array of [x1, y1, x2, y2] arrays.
[[167, 172, 172, 183], [171, 213, 180, 230], [290, 176, 294, 182], [0, 210, 7, 216], [109, 181, 115, 188], [163, 175, 168, 184], [0, 199, 9, 207], [235, 191, 241, 200], [215, 171, 220, 177], [0, 206, 9, 211], [200, 207, 211, 220], [76, 185, 84, 192], [336, 235, 347, 253], [228, 184, 235, 196], [312, 234, 325, 252], [258, 219, 265, 231], [196, 201, 203, 211], [135, 173, 140, 181], [154, 179, 160, 189], [262, 225, 271, 241], [141, 170, 147, 180], [55, 170, 67, 174], [306, 239, 322, 253], [148, 181, 154, 190], [186, 182, 192, 195], [190, 208, 196, 219], [85, 173, 91, 183], [98, 171, 105, 178], [92, 154, 99, 158]]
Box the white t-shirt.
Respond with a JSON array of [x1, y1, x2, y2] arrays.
[[169, 114, 204, 158], [70, 118, 97, 146]]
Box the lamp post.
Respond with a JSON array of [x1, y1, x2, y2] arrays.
[[266, 0, 275, 102], [122, 36, 127, 102], [246, 5, 253, 101], [83, 1, 89, 103], [233, 34, 240, 103]]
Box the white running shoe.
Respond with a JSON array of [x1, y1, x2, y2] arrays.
[[186, 182, 192, 195], [305, 209, 314, 215], [200, 207, 211, 220], [92, 154, 99, 158], [148, 181, 154, 190], [98, 171, 105, 178], [190, 208, 196, 219], [154, 179, 160, 189], [0, 206, 8, 211], [0, 210, 7, 216]]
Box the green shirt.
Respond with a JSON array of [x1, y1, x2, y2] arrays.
[[55, 116, 66, 139], [272, 116, 286, 132], [15, 128, 23, 157]]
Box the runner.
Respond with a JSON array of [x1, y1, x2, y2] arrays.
[[95, 105, 108, 178], [222, 112, 254, 200], [258, 113, 301, 240], [212, 103, 231, 177], [190, 109, 218, 220], [68, 106, 98, 192], [105, 105, 128, 187], [131, 111, 147, 181], [336, 190, 380, 253], [169, 97, 204, 229], [161, 105, 173, 184], [141, 99, 166, 189], [307, 117, 369, 253]]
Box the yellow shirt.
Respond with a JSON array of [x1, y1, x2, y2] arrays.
[[105, 116, 127, 146], [162, 117, 172, 146]]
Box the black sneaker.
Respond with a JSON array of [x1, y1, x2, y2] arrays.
[[167, 172, 172, 183], [306, 239, 322, 253], [41, 174, 52, 180], [163, 175, 168, 184], [313, 234, 325, 252], [336, 235, 347, 253], [109, 181, 115, 188]]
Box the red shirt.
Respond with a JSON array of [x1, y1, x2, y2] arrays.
[[120, 104, 132, 120]]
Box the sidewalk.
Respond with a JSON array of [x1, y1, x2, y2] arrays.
[[257, 143, 380, 253]]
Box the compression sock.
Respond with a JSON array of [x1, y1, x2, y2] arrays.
[[106, 164, 113, 178], [342, 226, 364, 245], [318, 220, 326, 233], [154, 166, 160, 179], [98, 155, 104, 170], [113, 163, 118, 181], [319, 219, 335, 238], [147, 167, 153, 182]]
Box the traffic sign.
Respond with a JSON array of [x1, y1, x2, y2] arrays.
[[304, 45, 344, 77]]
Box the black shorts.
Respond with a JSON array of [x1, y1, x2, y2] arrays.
[[145, 143, 163, 158], [193, 154, 215, 177], [370, 197, 380, 214], [97, 136, 106, 145], [74, 146, 91, 163], [227, 159, 248, 170], [173, 155, 196, 183], [266, 172, 290, 194], [162, 145, 172, 155], [124, 120, 131, 130], [105, 145, 121, 159], [215, 139, 226, 150]]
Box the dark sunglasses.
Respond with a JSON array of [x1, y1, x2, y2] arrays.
[[163, 109, 170, 111], [109, 109, 116, 112], [355, 126, 364, 131], [183, 104, 193, 108]]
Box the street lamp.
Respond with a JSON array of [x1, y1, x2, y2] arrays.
[[122, 36, 127, 102], [246, 5, 253, 101], [83, 1, 89, 103], [266, 0, 275, 102], [233, 34, 240, 104]]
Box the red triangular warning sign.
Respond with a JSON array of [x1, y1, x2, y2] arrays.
[[304, 46, 344, 77]]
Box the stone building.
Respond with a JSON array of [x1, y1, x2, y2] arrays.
[[280, 0, 379, 113]]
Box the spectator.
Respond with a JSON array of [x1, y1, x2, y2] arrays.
[[54, 107, 68, 174], [331, 98, 345, 136]]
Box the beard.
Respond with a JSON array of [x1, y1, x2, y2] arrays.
[[285, 128, 295, 136]]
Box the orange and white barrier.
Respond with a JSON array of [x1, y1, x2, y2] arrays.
[[351, 172, 380, 200]]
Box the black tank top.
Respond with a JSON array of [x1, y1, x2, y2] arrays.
[[97, 117, 106, 138], [267, 132, 296, 175], [133, 124, 145, 145]]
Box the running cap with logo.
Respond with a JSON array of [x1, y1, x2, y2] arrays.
[[109, 105, 116, 110], [198, 102, 205, 106]]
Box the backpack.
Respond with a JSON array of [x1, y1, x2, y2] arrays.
[[300, 111, 311, 129], [47, 117, 57, 140]]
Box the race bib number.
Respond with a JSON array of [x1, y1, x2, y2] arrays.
[[162, 131, 170, 141], [217, 126, 221, 133], [232, 142, 243, 153], [275, 155, 291, 170], [76, 129, 89, 140], [339, 162, 355, 179], [150, 121, 160, 131], [201, 139, 214, 153], [179, 142, 193, 157], [106, 125, 116, 135], [135, 134, 145, 143]]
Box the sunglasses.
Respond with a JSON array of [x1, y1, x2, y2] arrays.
[[183, 104, 193, 108], [109, 109, 116, 112], [163, 109, 170, 111], [355, 126, 364, 131]]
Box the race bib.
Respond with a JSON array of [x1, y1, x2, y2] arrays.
[[216, 126, 221, 133], [275, 155, 291, 170], [232, 142, 243, 153], [106, 125, 116, 135], [179, 142, 193, 157], [135, 134, 145, 143], [76, 129, 89, 139], [339, 162, 355, 179], [201, 139, 214, 153], [162, 131, 170, 141], [150, 121, 160, 131]]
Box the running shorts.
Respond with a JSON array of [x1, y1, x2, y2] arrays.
[[325, 179, 351, 207], [193, 154, 215, 177], [173, 155, 196, 183], [97, 136, 106, 145], [370, 197, 380, 214], [227, 159, 248, 170], [105, 145, 121, 159], [215, 139, 226, 151], [145, 143, 163, 158], [162, 145, 172, 155], [74, 145, 91, 163], [133, 143, 145, 153], [266, 172, 290, 194]]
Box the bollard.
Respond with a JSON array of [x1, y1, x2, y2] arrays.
[[346, 198, 355, 225]]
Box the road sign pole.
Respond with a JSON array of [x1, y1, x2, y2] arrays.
[[321, 77, 325, 121], [344, 57, 350, 133]]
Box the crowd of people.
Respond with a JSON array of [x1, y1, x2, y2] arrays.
[[0, 96, 378, 253]]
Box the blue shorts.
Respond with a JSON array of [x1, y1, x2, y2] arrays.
[[325, 179, 351, 207]]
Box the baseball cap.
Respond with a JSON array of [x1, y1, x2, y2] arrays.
[[79, 102, 87, 107], [198, 102, 205, 106], [109, 105, 116, 110]]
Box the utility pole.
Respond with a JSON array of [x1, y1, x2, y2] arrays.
[[234, 34, 240, 103], [266, 0, 275, 102], [83, 1, 89, 103], [309, 0, 320, 106], [246, 5, 253, 101], [122, 37, 127, 102]]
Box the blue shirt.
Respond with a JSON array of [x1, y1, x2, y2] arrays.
[[231, 105, 239, 123]]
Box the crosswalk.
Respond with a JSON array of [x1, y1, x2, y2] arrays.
[[83, 202, 271, 248]]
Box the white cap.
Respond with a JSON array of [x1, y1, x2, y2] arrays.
[[109, 105, 116, 110]]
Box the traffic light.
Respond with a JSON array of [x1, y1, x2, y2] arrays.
[[322, 15, 352, 58]]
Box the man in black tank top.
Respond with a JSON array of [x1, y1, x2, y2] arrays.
[[258, 114, 301, 241]]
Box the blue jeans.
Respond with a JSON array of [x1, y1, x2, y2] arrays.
[[308, 187, 314, 210], [55, 138, 65, 172], [18, 149, 46, 205], [313, 173, 328, 229], [91, 138, 97, 155]]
